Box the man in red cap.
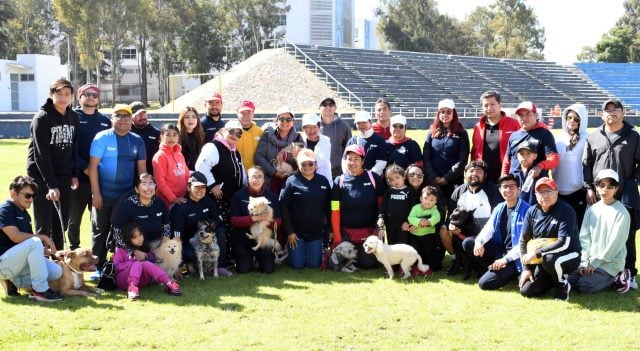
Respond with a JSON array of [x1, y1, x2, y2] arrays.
[[501, 101, 559, 180], [235, 100, 262, 170], [201, 92, 225, 142], [518, 177, 580, 301], [68, 84, 111, 250]]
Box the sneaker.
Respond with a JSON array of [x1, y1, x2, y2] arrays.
[[89, 269, 102, 282], [1, 279, 19, 297], [28, 288, 63, 302], [420, 268, 433, 277], [165, 281, 182, 296], [554, 281, 571, 302], [615, 269, 630, 294], [217, 267, 233, 277], [127, 284, 140, 300], [630, 276, 638, 290]]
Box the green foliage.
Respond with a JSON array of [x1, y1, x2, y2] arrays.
[[582, 0, 640, 62], [0, 1, 16, 59], [177, 0, 227, 74], [5, 0, 57, 59]]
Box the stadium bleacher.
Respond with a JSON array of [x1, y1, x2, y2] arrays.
[[287, 44, 618, 117], [575, 63, 640, 111]]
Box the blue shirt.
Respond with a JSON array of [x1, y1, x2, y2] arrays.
[[333, 171, 385, 229], [75, 109, 111, 183], [0, 200, 33, 256], [90, 130, 146, 200], [279, 172, 332, 241]]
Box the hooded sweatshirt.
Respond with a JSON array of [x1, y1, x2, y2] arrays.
[[26, 98, 79, 189], [555, 104, 589, 195], [320, 114, 352, 178], [152, 143, 190, 207]]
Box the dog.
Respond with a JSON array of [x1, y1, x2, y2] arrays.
[[49, 248, 104, 296], [328, 241, 358, 273], [448, 207, 479, 240], [272, 142, 303, 177], [363, 236, 430, 279], [246, 196, 281, 251], [152, 238, 183, 279], [189, 220, 220, 280]]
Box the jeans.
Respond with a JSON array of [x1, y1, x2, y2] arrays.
[[67, 182, 92, 250], [567, 268, 615, 294], [288, 238, 323, 269], [0, 237, 62, 292]]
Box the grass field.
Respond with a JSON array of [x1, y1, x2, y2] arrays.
[[0, 137, 639, 350]]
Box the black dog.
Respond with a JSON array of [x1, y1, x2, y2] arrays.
[[448, 207, 480, 280]]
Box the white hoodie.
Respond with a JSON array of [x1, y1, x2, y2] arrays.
[[555, 103, 589, 194]]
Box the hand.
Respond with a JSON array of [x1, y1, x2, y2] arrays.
[[253, 213, 273, 222], [434, 177, 447, 186], [400, 222, 411, 231], [274, 171, 287, 179], [521, 252, 537, 264], [92, 193, 103, 210], [519, 270, 534, 288], [489, 258, 507, 271], [37, 234, 57, 255], [172, 197, 187, 204], [448, 225, 460, 235], [288, 233, 298, 249], [579, 265, 596, 276], [419, 219, 430, 227], [46, 188, 61, 201], [211, 184, 223, 200], [133, 250, 147, 262], [528, 165, 542, 178], [377, 218, 385, 229], [162, 236, 169, 242], [586, 188, 596, 205], [70, 177, 79, 190], [473, 243, 485, 257]]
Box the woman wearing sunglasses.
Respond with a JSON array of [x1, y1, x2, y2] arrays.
[[386, 114, 423, 169], [255, 106, 302, 195]]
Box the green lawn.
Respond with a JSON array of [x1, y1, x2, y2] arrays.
[[0, 138, 639, 350]]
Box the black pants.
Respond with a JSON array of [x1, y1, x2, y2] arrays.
[[409, 234, 442, 271], [520, 251, 580, 297], [67, 181, 92, 250], [385, 220, 409, 245], [91, 197, 117, 266], [558, 189, 587, 229], [626, 208, 638, 277], [31, 176, 71, 251], [234, 244, 275, 274]]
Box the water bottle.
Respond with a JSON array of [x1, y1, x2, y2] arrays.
[[522, 174, 534, 192]]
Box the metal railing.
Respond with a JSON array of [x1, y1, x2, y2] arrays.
[[282, 39, 363, 110]]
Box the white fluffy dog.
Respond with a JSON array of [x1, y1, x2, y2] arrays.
[[363, 235, 429, 279], [247, 196, 281, 251], [152, 238, 183, 280]]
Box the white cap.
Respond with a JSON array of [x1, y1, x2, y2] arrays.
[[277, 105, 295, 118], [353, 111, 372, 123], [438, 99, 455, 110], [595, 169, 620, 183], [301, 113, 320, 127], [225, 120, 243, 130], [390, 114, 406, 126]]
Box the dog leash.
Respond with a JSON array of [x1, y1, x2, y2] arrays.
[[52, 199, 68, 250]]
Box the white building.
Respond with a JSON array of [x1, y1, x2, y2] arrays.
[[0, 54, 67, 112], [285, 0, 355, 47], [354, 18, 380, 50]]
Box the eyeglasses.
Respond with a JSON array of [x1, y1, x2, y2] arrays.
[[278, 117, 293, 123], [439, 109, 453, 115], [227, 129, 243, 138], [19, 191, 35, 199], [408, 173, 424, 179], [301, 161, 316, 168], [392, 124, 405, 129], [113, 114, 131, 120], [535, 189, 557, 196], [604, 108, 622, 115], [500, 184, 518, 190], [597, 183, 617, 190], [82, 92, 99, 98], [139, 182, 156, 188], [321, 103, 335, 107]]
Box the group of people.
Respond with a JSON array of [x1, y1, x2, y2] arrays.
[[0, 79, 638, 303]]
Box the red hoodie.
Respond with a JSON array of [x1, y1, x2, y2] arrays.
[[152, 143, 189, 208]]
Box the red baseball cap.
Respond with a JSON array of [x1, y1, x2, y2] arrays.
[[206, 93, 222, 102], [237, 100, 255, 112], [534, 177, 557, 191], [344, 144, 365, 158], [515, 101, 537, 115]]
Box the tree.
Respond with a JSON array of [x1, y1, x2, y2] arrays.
[[6, 0, 57, 58], [484, 0, 545, 59], [376, 0, 473, 55], [595, 27, 634, 62], [616, 0, 640, 61], [0, 1, 16, 59], [128, 0, 154, 105], [576, 46, 597, 62]]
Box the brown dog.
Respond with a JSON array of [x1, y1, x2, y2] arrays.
[[49, 248, 104, 297]]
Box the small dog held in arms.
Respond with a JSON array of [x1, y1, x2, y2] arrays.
[[363, 236, 430, 279], [152, 238, 183, 279], [272, 142, 303, 177], [189, 220, 220, 280], [328, 241, 358, 273], [49, 248, 104, 296], [246, 196, 281, 251]]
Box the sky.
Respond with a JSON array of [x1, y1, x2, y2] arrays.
[[355, 0, 626, 64]]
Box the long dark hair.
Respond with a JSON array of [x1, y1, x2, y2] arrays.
[[178, 106, 205, 147], [121, 221, 150, 252], [565, 110, 581, 151], [430, 109, 464, 138]]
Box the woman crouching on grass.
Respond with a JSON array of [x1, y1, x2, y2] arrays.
[[113, 222, 181, 300]]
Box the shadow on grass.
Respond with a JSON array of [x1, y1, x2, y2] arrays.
[[1, 291, 125, 310]]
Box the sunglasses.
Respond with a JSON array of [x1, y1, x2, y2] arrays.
[[597, 183, 617, 190], [20, 191, 35, 199], [301, 161, 316, 168], [566, 115, 580, 122], [82, 92, 99, 98], [408, 173, 424, 179], [227, 129, 243, 138], [321, 103, 335, 107], [392, 124, 405, 129], [278, 117, 293, 123]]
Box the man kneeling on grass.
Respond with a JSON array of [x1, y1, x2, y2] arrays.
[[568, 169, 631, 294], [0, 175, 63, 302]]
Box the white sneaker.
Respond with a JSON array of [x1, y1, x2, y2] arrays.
[[630, 276, 638, 290]]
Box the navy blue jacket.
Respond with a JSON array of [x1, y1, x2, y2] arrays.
[[279, 172, 332, 242], [170, 195, 224, 241], [131, 124, 160, 175], [75, 109, 111, 183]]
